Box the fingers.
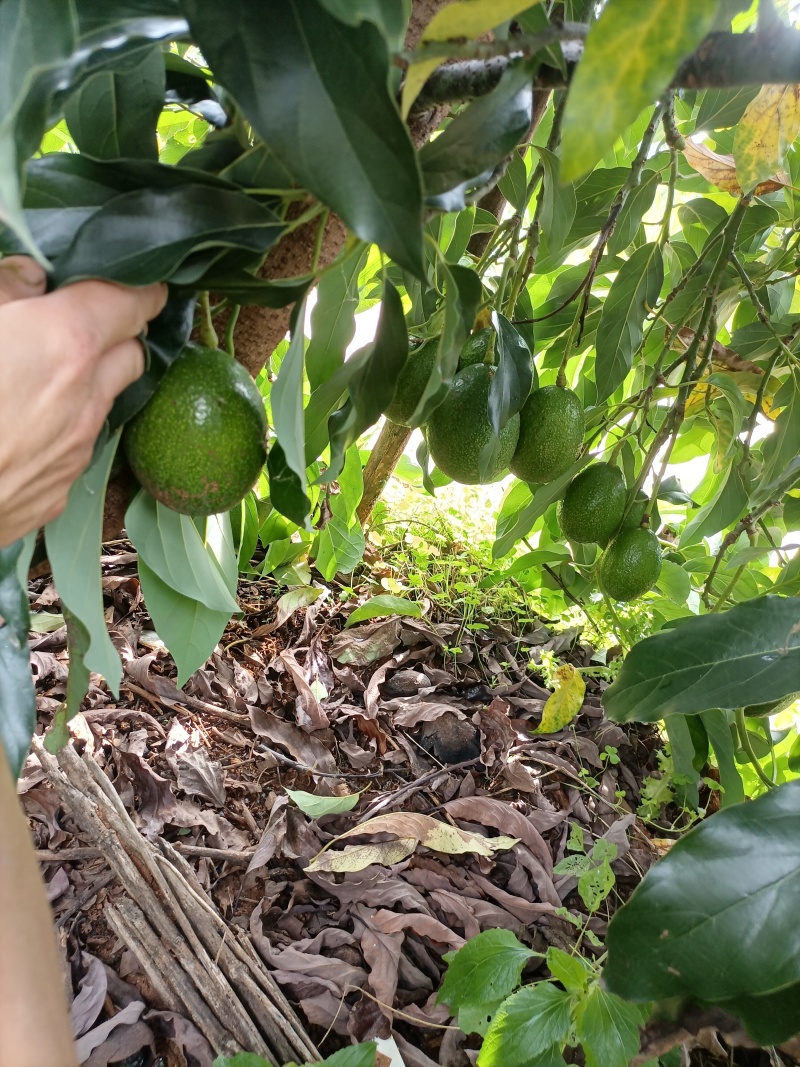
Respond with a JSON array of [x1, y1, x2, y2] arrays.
[[94, 338, 147, 404], [45, 279, 167, 359], [0, 257, 47, 306]]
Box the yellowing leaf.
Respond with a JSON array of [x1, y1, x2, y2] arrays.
[[536, 664, 585, 733], [307, 811, 518, 873], [734, 84, 800, 193], [561, 0, 718, 182], [682, 138, 789, 196], [401, 0, 539, 118]]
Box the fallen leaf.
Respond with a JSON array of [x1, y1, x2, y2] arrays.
[[306, 838, 420, 873], [536, 664, 586, 734], [307, 811, 518, 873], [330, 619, 402, 666], [278, 648, 329, 731], [286, 788, 363, 818], [682, 137, 788, 195], [734, 84, 800, 193], [250, 708, 337, 772], [250, 585, 325, 636]]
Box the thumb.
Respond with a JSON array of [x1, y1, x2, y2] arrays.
[[0, 256, 48, 306]]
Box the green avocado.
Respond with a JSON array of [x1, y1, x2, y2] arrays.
[[123, 344, 267, 517], [558, 463, 626, 545], [426, 363, 520, 484], [509, 386, 584, 484], [384, 338, 438, 426], [598, 527, 662, 602], [458, 328, 493, 369]]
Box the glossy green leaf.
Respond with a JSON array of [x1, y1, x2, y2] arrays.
[[575, 985, 644, 1067], [52, 184, 284, 286], [317, 0, 409, 47], [488, 311, 533, 436], [64, 44, 165, 161], [183, 0, 423, 275], [325, 281, 408, 481], [420, 61, 533, 209], [608, 169, 659, 256], [694, 87, 759, 132], [267, 442, 311, 527], [272, 310, 309, 505], [699, 710, 744, 807], [138, 560, 231, 686], [679, 465, 747, 548], [307, 245, 369, 391], [595, 242, 663, 402], [561, 0, 719, 181], [604, 779, 800, 1016], [45, 608, 90, 756], [497, 150, 528, 214], [477, 982, 573, 1066], [345, 594, 424, 628], [493, 457, 590, 560], [537, 147, 576, 260], [125, 492, 239, 614], [715, 981, 800, 1047], [44, 432, 122, 695], [0, 537, 37, 776], [0, 0, 77, 261], [409, 263, 482, 426], [286, 788, 362, 818], [438, 929, 539, 1037], [603, 596, 800, 723]]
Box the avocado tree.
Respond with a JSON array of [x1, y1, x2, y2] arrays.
[[4, 0, 800, 1060]]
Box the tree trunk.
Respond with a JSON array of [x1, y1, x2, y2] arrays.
[[357, 421, 413, 526]]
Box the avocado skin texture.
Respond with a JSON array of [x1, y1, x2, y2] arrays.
[[598, 527, 662, 602], [384, 338, 438, 426], [509, 386, 584, 484], [123, 344, 267, 517], [426, 363, 520, 484], [458, 328, 493, 369], [558, 463, 626, 545]]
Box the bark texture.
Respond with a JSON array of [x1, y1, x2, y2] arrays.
[[356, 421, 414, 526]]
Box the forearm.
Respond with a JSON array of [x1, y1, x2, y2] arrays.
[[0, 746, 78, 1067]]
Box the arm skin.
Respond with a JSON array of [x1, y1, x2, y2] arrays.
[[0, 257, 166, 1064]]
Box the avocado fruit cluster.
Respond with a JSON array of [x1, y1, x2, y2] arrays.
[[123, 344, 267, 517]]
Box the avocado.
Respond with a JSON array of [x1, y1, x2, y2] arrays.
[[598, 527, 662, 602], [426, 363, 520, 484], [458, 328, 493, 369], [558, 463, 626, 545], [384, 338, 438, 426], [509, 386, 584, 484], [123, 344, 267, 517]]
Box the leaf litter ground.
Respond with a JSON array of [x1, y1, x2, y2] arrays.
[[21, 543, 782, 1067]]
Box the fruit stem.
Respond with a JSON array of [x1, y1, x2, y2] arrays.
[[224, 304, 241, 357], [734, 708, 776, 790], [199, 291, 219, 349]]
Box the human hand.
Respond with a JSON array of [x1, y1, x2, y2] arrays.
[[0, 257, 167, 548]]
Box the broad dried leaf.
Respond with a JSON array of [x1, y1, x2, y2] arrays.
[[682, 138, 788, 196], [536, 664, 586, 734], [329, 619, 402, 666], [307, 811, 518, 873], [734, 84, 800, 193], [306, 838, 418, 873]]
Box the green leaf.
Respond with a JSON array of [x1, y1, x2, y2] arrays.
[[272, 308, 309, 499], [608, 169, 660, 256], [497, 150, 528, 213], [477, 982, 573, 1066], [420, 61, 533, 209], [655, 560, 691, 604], [546, 947, 589, 994], [267, 442, 311, 527], [325, 281, 408, 481], [488, 311, 533, 436], [603, 596, 800, 723], [694, 87, 759, 132], [183, 0, 423, 275], [316, 514, 366, 581], [138, 560, 232, 687], [679, 465, 747, 548], [438, 929, 539, 1036], [537, 147, 576, 260], [345, 594, 424, 628], [0, 537, 37, 776], [45, 607, 91, 756], [760, 368, 800, 489], [307, 245, 369, 391], [317, 0, 409, 48], [715, 981, 800, 1047], [125, 492, 239, 615], [575, 984, 644, 1067], [595, 243, 663, 402], [44, 432, 122, 696], [492, 457, 590, 560], [0, 0, 77, 261], [604, 779, 800, 1017], [699, 710, 744, 807], [560, 0, 719, 181], [64, 44, 165, 161], [409, 263, 482, 426], [286, 788, 362, 818]]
